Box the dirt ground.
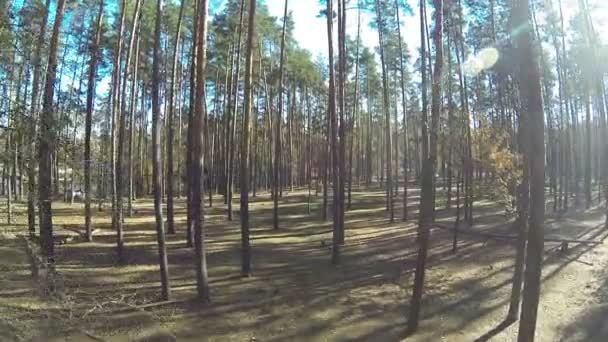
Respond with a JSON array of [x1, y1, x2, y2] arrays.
[[1, 184, 607, 341]]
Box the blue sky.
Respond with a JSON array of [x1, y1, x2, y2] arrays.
[[264, 0, 422, 60]]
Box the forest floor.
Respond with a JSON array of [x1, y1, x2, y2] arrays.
[[1, 183, 607, 341]]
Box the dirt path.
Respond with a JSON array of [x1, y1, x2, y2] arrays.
[[433, 206, 608, 342]]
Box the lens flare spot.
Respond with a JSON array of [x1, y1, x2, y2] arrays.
[[463, 47, 500, 76], [479, 47, 499, 69]]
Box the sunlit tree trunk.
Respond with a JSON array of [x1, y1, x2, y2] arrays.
[[27, 0, 52, 237], [38, 0, 66, 263], [166, 0, 185, 235], [128, 23, 141, 217], [227, 0, 245, 221]]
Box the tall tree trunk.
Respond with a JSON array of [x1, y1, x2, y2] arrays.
[[227, 0, 246, 221], [39, 0, 66, 263], [166, 0, 185, 235], [327, 0, 340, 263], [513, 0, 545, 339], [337, 0, 346, 243], [507, 85, 530, 322], [27, 0, 52, 237], [240, 0, 256, 277], [348, 8, 361, 211], [395, 0, 409, 221], [186, 0, 200, 248], [409, 0, 443, 332], [192, 0, 211, 302], [128, 23, 142, 217], [6, 79, 13, 224], [273, 0, 288, 230], [112, 0, 128, 263], [116, 0, 143, 250], [152, 0, 171, 301], [375, 0, 393, 223]]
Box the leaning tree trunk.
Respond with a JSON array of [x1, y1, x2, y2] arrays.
[[111, 0, 127, 264], [409, 0, 443, 332], [116, 0, 142, 250]]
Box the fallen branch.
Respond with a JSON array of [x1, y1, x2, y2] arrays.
[[432, 223, 603, 245]]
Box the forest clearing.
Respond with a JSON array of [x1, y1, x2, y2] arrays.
[[2, 0, 608, 340]]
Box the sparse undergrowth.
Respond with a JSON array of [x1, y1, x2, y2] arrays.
[[1, 186, 607, 341]]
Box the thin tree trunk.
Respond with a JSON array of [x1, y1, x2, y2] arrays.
[[112, 0, 128, 264], [376, 0, 393, 223], [152, 0, 171, 301], [409, 0, 443, 332], [274, 0, 288, 230], [395, 0, 409, 221], [227, 0, 246, 221], [128, 22, 141, 217], [166, 0, 185, 235], [192, 0, 211, 302], [348, 8, 361, 211], [327, 0, 340, 263], [240, 0, 256, 276], [186, 0, 200, 248]]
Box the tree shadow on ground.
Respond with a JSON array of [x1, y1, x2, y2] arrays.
[[12, 187, 605, 341]]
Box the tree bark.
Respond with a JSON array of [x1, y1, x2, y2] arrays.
[[27, 0, 52, 237], [152, 0, 171, 301], [192, 0, 211, 302], [112, 0, 128, 264], [409, 0, 443, 332], [273, 0, 288, 230], [375, 0, 393, 224], [513, 0, 545, 339], [326, 0, 340, 263], [166, 0, 185, 235], [395, 0, 409, 221], [240, 0, 256, 277], [38, 0, 66, 263], [227, 0, 246, 221]]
